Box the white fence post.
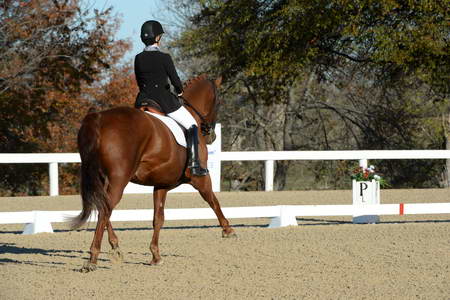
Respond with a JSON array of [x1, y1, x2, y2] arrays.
[[209, 124, 222, 192], [49, 162, 58, 196], [359, 159, 368, 169], [268, 205, 298, 228], [265, 160, 274, 191]]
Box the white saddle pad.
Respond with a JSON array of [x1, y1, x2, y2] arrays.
[[145, 111, 187, 147]]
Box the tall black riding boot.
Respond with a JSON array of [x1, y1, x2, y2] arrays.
[[188, 125, 208, 176]]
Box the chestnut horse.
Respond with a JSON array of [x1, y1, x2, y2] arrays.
[[71, 75, 235, 273]]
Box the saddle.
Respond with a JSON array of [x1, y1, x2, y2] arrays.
[[138, 99, 165, 115], [138, 98, 189, 149], [137, 94, 185, 115]]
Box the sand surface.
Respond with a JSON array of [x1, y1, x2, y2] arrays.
[[1, 190, 449, 299]]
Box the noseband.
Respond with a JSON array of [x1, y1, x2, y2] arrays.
[[181, 79, 219, 136]]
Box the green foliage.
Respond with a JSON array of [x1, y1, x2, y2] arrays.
[[171, 0, 449, 189], [177, 0, 449, 94]]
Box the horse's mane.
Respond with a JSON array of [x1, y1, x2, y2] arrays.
[[183, 74, 208, 92]]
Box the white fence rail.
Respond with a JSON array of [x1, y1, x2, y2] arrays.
[[220, 150, 450, 191], [2, 203, 450, 234], [1, 150, 449, 195], [220, 150, 450, 161]]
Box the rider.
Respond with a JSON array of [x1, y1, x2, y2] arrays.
[[134, 20, 208, 176]]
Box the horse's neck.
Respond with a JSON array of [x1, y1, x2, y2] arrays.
[[185, 89, 210, 111], [184, 94, 203, 112]]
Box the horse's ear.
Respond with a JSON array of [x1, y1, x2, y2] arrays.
[[214, 76, 222, 88]]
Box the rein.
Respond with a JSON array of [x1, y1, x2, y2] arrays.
[[181, 79, 219, 136], [183, 100, 213, 135]]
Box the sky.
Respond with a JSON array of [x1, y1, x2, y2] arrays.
[[92, 0, 176, 61]]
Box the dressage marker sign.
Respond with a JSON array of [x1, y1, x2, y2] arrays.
[[352, 180, 381, 224]]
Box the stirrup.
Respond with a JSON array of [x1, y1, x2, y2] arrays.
[[190, 165, 209, 176]]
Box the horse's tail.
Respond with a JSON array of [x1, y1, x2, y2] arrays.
[[70, 112, 110, 230]]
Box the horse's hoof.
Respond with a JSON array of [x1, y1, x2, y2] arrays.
[[109, 247, 124, 264], [149, 258, 163, 266], [222, 230, 237, 239], [80, 261, 97, 273]]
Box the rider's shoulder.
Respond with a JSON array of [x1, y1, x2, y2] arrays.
[[136, 50, 169, 57], [161, 52, 175, 61]]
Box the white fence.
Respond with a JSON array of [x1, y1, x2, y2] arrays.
[[1, 121, 449, 195], [1, 124, 450, 234], [1, 150, 449, 195], [221, 150, 450, 191], [1, 202, 450, 234]]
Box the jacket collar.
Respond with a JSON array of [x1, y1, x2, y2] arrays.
[[144, 45, 160, 52]]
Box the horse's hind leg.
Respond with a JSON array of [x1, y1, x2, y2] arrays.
[[81, 177, 126, 272], [107, 221, 123, 263], [81, 210, 111, 272], [149, 187, 168, 265], [106, 178, 127, 264], [192, 175, 236, 238]]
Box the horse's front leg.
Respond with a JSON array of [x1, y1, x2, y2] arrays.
[[192, 175, 236, 238], [149, 187, 168, 265]]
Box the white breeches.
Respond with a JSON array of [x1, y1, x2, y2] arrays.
[[167, 106, 197, 130]]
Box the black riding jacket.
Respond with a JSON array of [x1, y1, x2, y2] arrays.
[[134, 48, 183, 113]]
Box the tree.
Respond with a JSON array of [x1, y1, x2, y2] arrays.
[[169, 0, 449, 189], [0, 0, 132, 195]]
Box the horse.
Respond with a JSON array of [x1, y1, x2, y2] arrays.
[[70, 75, 235, 273]]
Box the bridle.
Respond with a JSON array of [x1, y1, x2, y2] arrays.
[[182, 79, 220, 136]]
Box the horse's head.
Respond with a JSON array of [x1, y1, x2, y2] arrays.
[[182, 74, 222, 144]]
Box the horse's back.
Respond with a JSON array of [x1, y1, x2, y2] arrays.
[[97, 107, 179, 149], [100, 106, 150, 136], [79, 106, 187, 187]]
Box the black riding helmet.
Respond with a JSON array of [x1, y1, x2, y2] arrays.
[[141, 20, 164, 46]]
